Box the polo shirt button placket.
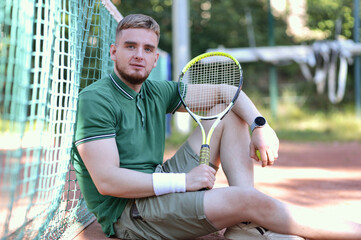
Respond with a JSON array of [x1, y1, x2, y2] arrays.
[[136, 94, 145, 128]]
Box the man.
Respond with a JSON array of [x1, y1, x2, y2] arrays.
[[71, 14, 361, 239]]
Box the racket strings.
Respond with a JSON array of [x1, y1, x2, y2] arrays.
[[183, 56, 240, 117]]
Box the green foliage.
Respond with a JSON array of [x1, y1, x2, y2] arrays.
[[116, 0, 360, 124], [307, 0, 354, 39], [114, 0, 357, 60], [262, 100, 361, 142], [116, 0, 293, 57], [165, 101, 361, 149]]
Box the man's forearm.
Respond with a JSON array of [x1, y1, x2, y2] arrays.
[[232, 90, 262, 126], [93, 167, 156, 198]]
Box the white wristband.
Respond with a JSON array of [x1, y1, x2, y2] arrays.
[[152, 173, 186, 196]]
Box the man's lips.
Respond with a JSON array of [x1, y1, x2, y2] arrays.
[[130, 63, 145, 69]]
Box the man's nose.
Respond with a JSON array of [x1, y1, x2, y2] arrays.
[[134, 49, 144, 60]]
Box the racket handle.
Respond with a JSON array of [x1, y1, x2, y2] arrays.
[[199, 144, 210, 165]]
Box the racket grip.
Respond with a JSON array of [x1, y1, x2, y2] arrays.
[[199, 144, 210, 165]]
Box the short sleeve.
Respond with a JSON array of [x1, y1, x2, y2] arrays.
[[74, 90, 116, 146], [148, 80, 183, 114]]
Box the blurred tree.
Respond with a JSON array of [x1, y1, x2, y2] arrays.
[[189, 0, 292, 55], [114, 0, 356, 54], [114, 0, 357, 107], [307, 0, 354, 40], [114, 0, 291, 57]]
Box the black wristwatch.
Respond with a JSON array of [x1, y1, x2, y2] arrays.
[[250, 116, 267, 132]]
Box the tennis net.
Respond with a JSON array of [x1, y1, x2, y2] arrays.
[[1, 0, 121, 239]]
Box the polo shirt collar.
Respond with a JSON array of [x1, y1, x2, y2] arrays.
[[109, 71, 144, 100]]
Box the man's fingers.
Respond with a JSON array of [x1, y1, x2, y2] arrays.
[[249, 145, 257, 160], [260, 149, 268, 167], [251, 143, 279, 167], [201, 165, 216, 189], [266, 150, 275, 166], [259, 148, 277, 167]]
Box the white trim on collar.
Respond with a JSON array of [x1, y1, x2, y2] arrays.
[[109, 74, 134, 100]]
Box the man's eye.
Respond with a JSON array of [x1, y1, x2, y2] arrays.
[[127, 45, 135, 49]]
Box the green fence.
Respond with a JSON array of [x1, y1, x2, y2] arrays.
[[0, 0, 170, 239]]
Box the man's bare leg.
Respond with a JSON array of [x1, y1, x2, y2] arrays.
[[186, 110, 254, 188], [205, 187, 361, 240], [187, 110, 361, 239]]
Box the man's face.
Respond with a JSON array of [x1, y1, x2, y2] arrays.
[[110, 28, 159, 88]]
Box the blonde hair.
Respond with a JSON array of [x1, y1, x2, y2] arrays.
[[116, 14, 160, 42]]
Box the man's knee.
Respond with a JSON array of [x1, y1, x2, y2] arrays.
[[220, 187, 257, 209], [221, 110, 249, 135], [207, 187, 264, 219], [231, 187, 279, 221]]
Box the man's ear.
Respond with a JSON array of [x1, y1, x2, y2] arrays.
[[153, 52, 160, 68], [110, 44, 117, 61]]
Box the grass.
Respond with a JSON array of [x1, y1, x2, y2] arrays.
[[258, 102, 361, 142], [166, 101, 361, 149]]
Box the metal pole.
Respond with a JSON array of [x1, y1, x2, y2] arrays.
[[172, 0, 191, 133], [172, 0, 190, 78], [268, 0, 278, 118], [354, 0, 361, 118]]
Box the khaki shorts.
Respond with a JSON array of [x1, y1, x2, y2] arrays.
[[113, 141, 219, 239]]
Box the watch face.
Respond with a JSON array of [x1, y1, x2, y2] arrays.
[[255, 116, 266, 126]]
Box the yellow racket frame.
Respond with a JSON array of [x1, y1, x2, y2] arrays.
[[178, 52, 243, 165]]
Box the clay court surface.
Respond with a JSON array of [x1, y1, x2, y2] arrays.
[[74, 141, 361, 239]]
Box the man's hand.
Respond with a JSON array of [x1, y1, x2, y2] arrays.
[[186, 164, 217, 191], [249, 125, 279, 167]]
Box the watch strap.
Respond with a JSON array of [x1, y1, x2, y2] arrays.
[[251, 116, 267, 132], [250, 121, 258, 132]]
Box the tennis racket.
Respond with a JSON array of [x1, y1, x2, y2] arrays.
[[178, 52, 243, 165]]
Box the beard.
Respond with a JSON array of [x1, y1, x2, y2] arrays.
[[116, 63, 150, 85]]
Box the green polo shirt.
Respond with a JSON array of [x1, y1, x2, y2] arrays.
[[71, 71, 182, 237]]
